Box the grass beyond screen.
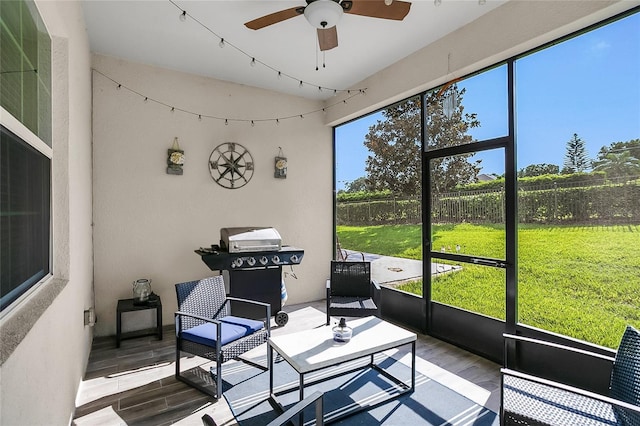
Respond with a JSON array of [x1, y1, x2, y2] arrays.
[[337, 223, 640, 349]]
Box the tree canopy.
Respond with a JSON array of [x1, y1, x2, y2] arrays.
[[518, 163, 560, 177], [562, 133, 590, 174], [363, 85, 481, 196]]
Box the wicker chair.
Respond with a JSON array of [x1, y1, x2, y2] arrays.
[[501, 325, 640, 426], [326, 260, 380, 326], [175, 276, 271, 399]]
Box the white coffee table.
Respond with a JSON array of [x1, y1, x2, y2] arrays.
[[268, 316, 417, 424]]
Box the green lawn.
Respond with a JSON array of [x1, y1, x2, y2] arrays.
[[337, 223, 640, 348]]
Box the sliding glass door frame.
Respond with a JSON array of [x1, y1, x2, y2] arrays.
[[421, 61, 517, 360]]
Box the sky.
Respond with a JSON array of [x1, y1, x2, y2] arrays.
[[335, 12, 639, 191]]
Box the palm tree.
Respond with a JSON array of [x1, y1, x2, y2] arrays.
[[592, 151, 640, 180]]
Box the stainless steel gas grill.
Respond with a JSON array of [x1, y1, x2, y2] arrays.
[[195, 227, 304, 326]]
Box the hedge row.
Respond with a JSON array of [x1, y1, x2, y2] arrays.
[[337, 182, 639, 225]]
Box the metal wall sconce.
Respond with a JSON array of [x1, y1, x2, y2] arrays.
[[167, 137, 184, 175]]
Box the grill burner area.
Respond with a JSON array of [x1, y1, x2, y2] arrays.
[[195, 229, 303, 327], [196, 246, 303, 270]]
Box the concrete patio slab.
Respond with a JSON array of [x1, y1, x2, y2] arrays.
[[342, 250, 461, 285]]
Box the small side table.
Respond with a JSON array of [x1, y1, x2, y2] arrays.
[[116, 297, 163, 348]]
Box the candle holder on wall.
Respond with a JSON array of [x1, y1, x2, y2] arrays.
[[167, 137, 184, 175], [274, 147, 287, 179]]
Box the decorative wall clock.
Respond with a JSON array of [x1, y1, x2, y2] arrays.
[[208, 142, 254, 189]]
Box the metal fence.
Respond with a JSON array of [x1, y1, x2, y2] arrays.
[[337, 178, 639, 226]]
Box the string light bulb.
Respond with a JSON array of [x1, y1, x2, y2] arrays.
[[166, 1, 366, 97], [299, 81, 303, 88], [92, 69, 367, 127], [385, 0, 393, 5]]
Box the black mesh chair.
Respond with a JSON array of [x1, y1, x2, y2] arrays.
[[175, 276, 271, 399], [501, 325, 640, 426], [326, 261, 380, 326]]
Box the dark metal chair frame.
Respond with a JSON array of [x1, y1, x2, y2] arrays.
[[500, 326, 640, 426], [326, 260, 380, 326], [175, 275, 271, 399]]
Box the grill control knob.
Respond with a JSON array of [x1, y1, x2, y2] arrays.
[[290, 254, 299, 264], [259, 256, 269, 265], [235, 258, 243, 267], [247, 257, 256, 267], [272, 255, 281, 264]]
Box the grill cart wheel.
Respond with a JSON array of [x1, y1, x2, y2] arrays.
[[275, 311, 289, 327]]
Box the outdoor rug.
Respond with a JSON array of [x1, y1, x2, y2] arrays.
[[222, 353, 498, 426]]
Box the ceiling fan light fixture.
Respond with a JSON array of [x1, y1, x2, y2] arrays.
[[304, 0, 343, 29]]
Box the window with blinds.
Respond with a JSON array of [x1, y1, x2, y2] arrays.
[[0, 0, 52, 312]]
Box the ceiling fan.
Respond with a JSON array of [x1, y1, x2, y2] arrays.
[[244, 0, 412, 51]]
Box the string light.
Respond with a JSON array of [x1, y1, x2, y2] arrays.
[[91, 68, 366, 126], [167, 0, 365, 95], [299, 81, 303, 88]]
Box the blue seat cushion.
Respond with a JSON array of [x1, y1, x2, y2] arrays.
[[181, 316, 264, 347]]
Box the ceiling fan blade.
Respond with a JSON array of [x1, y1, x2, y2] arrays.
[[346, 0, 411, 20], [244, 7, 301, 30], [318, 26, 338, 51]]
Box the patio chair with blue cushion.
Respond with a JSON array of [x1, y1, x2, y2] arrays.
[[175, 275, 271, 399], [501, 325, 640, 426]]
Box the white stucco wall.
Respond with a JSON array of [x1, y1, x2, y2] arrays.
[[91, 55, 333, 336], [0, 1, 94, 425]]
